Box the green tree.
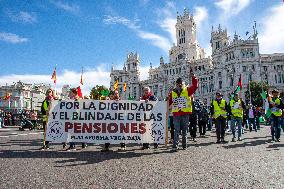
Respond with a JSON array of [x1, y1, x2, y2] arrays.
[[90, 85, 109, 100], [245, 81, 269, 107]]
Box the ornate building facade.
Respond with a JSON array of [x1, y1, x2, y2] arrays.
[[110, 9, 284, 103]]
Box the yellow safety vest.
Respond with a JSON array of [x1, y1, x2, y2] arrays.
[[230, 99, 243, 118], [270, 98, 282, 117], [213, 99, 227, 118], [42, 100, 49, 122], [172, 88, 192, 113]]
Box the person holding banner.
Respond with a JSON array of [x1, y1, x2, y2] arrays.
[[269, 89, 283, 142], [101, 90, 126, 152], [40, 89, 54, 150], [66, 88, 87, 151], [140, 87, 158, 150], [210, 92, 229, 144], [168, 74, 198, 151]]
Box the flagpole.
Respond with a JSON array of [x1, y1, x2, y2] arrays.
[[248, 80, 252, 104], [54, 64, 57, 95]]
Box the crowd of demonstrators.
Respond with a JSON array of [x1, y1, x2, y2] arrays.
[[36, 77, 284, 152]]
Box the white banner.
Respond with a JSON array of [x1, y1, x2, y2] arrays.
[[46, 100, 167, 144]]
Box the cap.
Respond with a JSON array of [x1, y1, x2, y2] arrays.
[[176, 78, 183, 84]]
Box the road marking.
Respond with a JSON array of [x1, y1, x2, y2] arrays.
[[0, 131, 43, 138], [18, 134, 28, 136], [29, 132, 43, 135]]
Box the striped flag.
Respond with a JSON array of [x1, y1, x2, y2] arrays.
[[114, 80, 118, 90], [51, 66, 57, 84], [123, 82, 127, 92]]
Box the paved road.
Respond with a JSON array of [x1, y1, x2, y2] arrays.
[[0, 125, 283, 189]]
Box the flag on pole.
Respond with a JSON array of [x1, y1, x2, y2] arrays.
[[77, 86, 83, 98], [260, 91, 267, 99], [80, 67, 84, 85], [114, 80, 118, 90], [123, 82, 127, 92], [230, 74, 242, 99], [234, 74, 242, 93], [51, 66, 57, 84], [3, 93, 11, 100]]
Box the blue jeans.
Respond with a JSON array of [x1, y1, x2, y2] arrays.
[[231, 117, 242, 138], [280, 118, 284, 132], [173, 115, 189, 148], [207, 118, 212, 131], [271, 116, 281, 140], [256, 117, 260, 129], [248, 118, 256, 131], [215, 117, 226, 140]]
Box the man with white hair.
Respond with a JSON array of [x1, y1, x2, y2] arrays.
[[140, 86, 157, 149]]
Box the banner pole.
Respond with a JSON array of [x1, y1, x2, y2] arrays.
[[165, 101, 169, 147]]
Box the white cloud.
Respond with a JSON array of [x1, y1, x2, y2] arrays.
[[156, 2, 176, 44], [103, 15, 140, 30], [194, 7, 208, 28], [137, 30, 171, 53], [0, 32, 28, 44], [0, 68, 110, 96], [7, 11, 37, 24], [139, 66, 150, 81], [215, 0, 251, 17], [259, 3, 284, 53], [51, 0, 80, 14], [103, 15, 171, 53]]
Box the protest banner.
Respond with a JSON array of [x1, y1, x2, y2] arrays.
[[45, 100, 167, 144]]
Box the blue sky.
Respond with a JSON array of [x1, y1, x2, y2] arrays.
[[0, 0, 284, 93]]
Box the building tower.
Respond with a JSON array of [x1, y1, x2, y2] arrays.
[[169, 8, 205, 63], [210, 24, 228, 56]]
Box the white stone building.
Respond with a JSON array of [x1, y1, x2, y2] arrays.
[[0, 81, 50, 111], [110, 9, 284, 103]]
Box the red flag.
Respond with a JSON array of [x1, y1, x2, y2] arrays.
[[123, 82, 127, 92], [77, 86, 83, 98], [238, 74, 242, 90], [51, 67, 57, 84]]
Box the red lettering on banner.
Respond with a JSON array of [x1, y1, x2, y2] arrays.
[[82, 123, 92, 133], [108, 123, 118, 133], [64, 122, 148, 134], [102, 123, 107, 133], [65, 122, 73, 132], [120, 123, 129, 133], [131, 123, 138, 133], [74, 122, 81, 133], [139, 123, 146, 134]]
